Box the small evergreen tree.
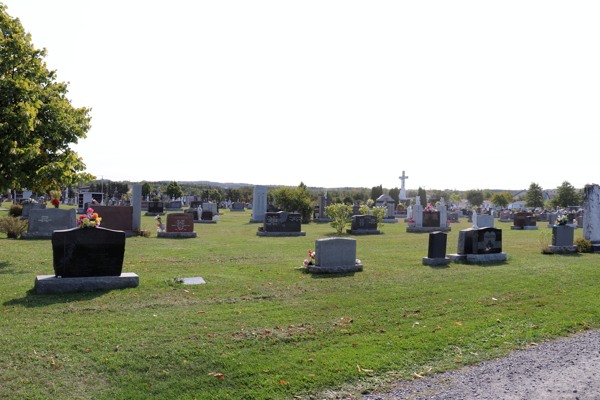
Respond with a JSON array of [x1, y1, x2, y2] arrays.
[[370, 185, 383, 201], [166, 181, 183, 199], [465, 190, 484, 207], [417, 187, 427, 206], [525, 183, 544, 208]]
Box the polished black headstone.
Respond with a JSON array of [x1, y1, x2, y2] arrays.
[[428, 231, 447, 258], [423, 211, 441, 228], [264, 212, 302, 232], [52, 227, 125, 277], [458, 227, 502, 255], [148, 201, 164, 213], [201, 211, 213, 221], [190, 201, 203, 209], [351, 215, 377, 231]]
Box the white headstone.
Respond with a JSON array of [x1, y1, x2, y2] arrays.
[[399, 171, 409, 199], [584, 184, 600, 243], [251, 186, 268, 222], [439, 198, 447, 228], [472, 212, 478, 228]]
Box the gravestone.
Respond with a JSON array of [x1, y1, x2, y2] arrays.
[[423, 231, 450, 266], [423, 212, 441, 228], [547, 213, 557, 227], [141, 201, 149, 211], [166, 201, 183, 211], [201, 210, 213, 221], [231, 202, 245, 211], [146, 201, 165, 216], [52, 227, 126, 277], [92, 206, 134, 235], [190, 201, 203, 209], [476, 214, 494, 228], [347, 215, 380, 235], [583, 184, 600, 252], [448, 212, 459, 223], [257, 212, 305, 236], [439, 198, 448, 228], [500, 211, 511, 222], [21, 202, 46, 220], [203, 203, 218, 216], [316, 196, 333, 221], [352, 205, 360, 216], [185, 208, 199, 221], [549, 225, 576, 253], [448, 227, 507, 263], [158, 213, 196, 238], [512, 212, 538, 230], [251, 185, 268, 222], [21, 209, 76, 239], [306, 237, 363, 273]]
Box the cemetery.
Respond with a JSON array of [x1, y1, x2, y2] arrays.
[[1, 183, 599, 399]]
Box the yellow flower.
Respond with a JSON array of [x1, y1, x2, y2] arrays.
[[83, 218, 89, 223]]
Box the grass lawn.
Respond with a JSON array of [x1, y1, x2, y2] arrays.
[[0, 203, 598, 399]]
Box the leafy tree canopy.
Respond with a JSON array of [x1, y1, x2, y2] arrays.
[[550, 181, 582, 208], [166, 181, 183, 199], [0, 5, 94, 192], [525, 182, 544, 208], [465, 190, 484, 207]]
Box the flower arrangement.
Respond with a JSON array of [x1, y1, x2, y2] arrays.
[[424, 205, 436, 213], [77, 208, 102, 228], [51, 199, 60, 207], [407, 219, 415, 223], [555, 214, 569, 226], [303, 250, 316, 266], [155, 215, 164, 232]]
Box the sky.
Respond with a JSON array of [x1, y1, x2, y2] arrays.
[[3, 1, 600, 191]]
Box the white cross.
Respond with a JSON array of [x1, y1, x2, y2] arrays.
[[399, 171, 409, 198]]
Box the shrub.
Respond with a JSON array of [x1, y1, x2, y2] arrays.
[[539, 230, 552, 254], [326, 204, 352, 234], [272, 187, 313, 222], [8, 205, 23, 217], [152, 197, 160, 202], [0, 216, 28, 239], [366, 199, 374, 208], [359, 205, 369, 215], [575, 237, 593, 253], [371, 206, 386, 229]]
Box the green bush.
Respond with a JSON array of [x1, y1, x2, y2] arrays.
[[8, 205, 23, 217], [575, 237, 593, 253], [326, 204, 352, 234], [0, 216, 28, 239], [272, 187, 313, 222], [371, 206, 386, 229], [359, 205, 369, 215]]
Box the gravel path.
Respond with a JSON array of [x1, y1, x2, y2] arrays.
[[360, 330, 600, 400]]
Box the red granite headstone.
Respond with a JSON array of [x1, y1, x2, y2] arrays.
[[166, 213, 194, 232]]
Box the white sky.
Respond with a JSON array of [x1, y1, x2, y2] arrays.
[[3, 1, 599, 190]]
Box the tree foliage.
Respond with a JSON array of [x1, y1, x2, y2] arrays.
[[370, 185, 383, 201], [272, 186, 313, 221], [491, 192, 513, 208], [525, 183, 544, 208], [0, 5, 94, 192], [417, 187, 427, 206], [166, 181, 183, 199], [449, 193, 461, 205], [550, 181, 582, 208], [465, 190, 484, 207], [141, 183, 152, 198], [483, 190, 494, 200], [371, 206, 386, 229], [326, 204, 352, 234], [388, 187, 400, 204]]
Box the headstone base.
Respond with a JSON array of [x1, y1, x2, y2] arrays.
[[346, 229, 380, 235], [35, 273, 139, 294], [499, 219, 512, 223], [447, 253, 508, 263], [406, 227, 452, 233], [592, 244, 600, 253], [511, 226, 538, 230], [422, 257, 450, 266], [256, 231, 306, 237], [20, 232, 53, 240], [157, 232, 197, 238], [194, 220, 217, 224], [183, 277, 205, 285], [306, 263, 363, 274], [145, 212, 165, 216], [382, 218, 397, 223], [549, 245, 577, 254]]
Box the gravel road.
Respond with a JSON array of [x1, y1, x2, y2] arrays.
[[360, 330, 600, 400]]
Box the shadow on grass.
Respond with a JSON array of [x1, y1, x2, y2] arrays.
[[428, 264, 450, 269], [473, 261, 508, 267], [0, 261, 28, 275], [4, 288, 111, 308], [309, 272, 357, 279], [323, 232, 350, 237]]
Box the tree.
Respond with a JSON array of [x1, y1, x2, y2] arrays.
[[417, 187, 427, 206], [298, 182, 307, 191], [166, 181, 183, 199], [483, 190, 494, 200], [428, 189, 449, 205], [343, 195, 353, 205], [525, 183, 544, 209], [491, 192, 513, 208], [0, 5, 94, 192], [272, 186, 313, 221], [465, 190, 484, 207], [326, 204, 352, 234], [388, 187, 400, 204], [370, 185, 383, 201], [550, 181, 582, 208], [449, 193, 461, 205], [141, 183, 152, 198]]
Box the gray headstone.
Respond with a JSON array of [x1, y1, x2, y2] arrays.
[[22, 202, 46, 219], [584, 184, 600, 243], [132, 184, 141, 230], [315, 237, 357, 267], [183, 277, 206, 285], [27, 208, 76, 234], [251, 186, 268, 222]]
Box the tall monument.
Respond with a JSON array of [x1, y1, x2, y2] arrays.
[[399, 171, 409, 199]]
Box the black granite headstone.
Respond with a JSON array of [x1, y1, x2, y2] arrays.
[[201, 211, 213, 221], [185, 209, 199, 220], [190, 201, 203, 209], [148, 202, 164, 213], [351, 215, 377, 231], [428, 231, 447, 258], [423, 211, 441, 228], [458, 227, 502, 255], [263, 212, 302, 232], [52, 227, 126, 277]]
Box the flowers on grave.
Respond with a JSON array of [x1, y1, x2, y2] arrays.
[[407, 219, 415, 223], [303, 250, 316, 266], [555, 214, 569, 226], [424, 205, 436, 213], [51, 199, 60, 207], [50, 190, 61, 207], [77, 208, 102, 228]]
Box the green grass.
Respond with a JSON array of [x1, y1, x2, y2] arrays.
[[0, 202, 598, 399]]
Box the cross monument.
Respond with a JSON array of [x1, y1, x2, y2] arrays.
[[399, 171, 409, 199]]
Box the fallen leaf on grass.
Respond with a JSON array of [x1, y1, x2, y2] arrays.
[[279, 380, 288, 385], [530, 343, 538, 346], [453, 322, 462, 326], [377, 329, 386, 333], [352, 343, 359, 346], [356, 365, 373, 373], [412, 322, 420, 328], [413, 373, 423, 378], [84, 349, 92, 353]]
